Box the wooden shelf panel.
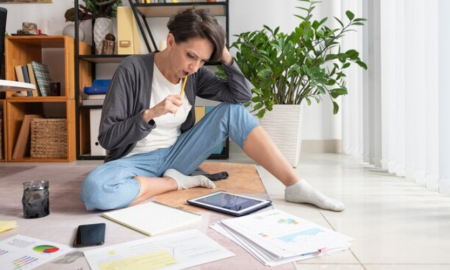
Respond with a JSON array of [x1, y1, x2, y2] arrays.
[[7, 97, 70, 102], [79, 54, 132, 63], [135, 2, 226, 17], [6, 35, 70, 48], [0, 100, 5, 161]]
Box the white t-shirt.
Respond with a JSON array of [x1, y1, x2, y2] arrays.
[[127, 64, 192, 156]]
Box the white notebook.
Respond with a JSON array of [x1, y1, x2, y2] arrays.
[[102, 201, 202, 236]]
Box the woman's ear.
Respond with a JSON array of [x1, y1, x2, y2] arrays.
[[167, 33, 175, 51]]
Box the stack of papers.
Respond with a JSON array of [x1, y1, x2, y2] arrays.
[[211, 209, 352, 267], [0, 220, 18, 233]]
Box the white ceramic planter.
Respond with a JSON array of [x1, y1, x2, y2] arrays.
[[93, 18, 113, 54], [62, 23, 85, 41], [259, 104, 304, 167]]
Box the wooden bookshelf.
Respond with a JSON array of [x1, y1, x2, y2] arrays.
[[3, 36, 86, 162], [0, 99, 5, 161]]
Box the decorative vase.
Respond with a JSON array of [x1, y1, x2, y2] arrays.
[[62, 23, 85, 41], [259, 105, 304, 167], [93, 18, 113, 55]]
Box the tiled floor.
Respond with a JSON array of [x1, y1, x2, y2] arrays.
[[252, 153, 450, 270], [3, 152, 450, 269]]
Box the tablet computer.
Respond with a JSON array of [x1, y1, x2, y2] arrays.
[[187, 191, 272, 216]]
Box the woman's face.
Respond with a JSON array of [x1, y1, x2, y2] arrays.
[[168, 35, 214, 79]]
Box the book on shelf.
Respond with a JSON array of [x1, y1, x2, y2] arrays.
[[14, 65, 28, 96], [12, 114, 43, 160], [21, 66, 33, 97], [102, 201, 202, 236], [82, 99, 104, 106], [86, 94, 106, 100], [31, 61, 52, 97], [27, 63, 40, 97]]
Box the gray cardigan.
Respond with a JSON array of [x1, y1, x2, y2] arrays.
[[99, 53, 252, 162]]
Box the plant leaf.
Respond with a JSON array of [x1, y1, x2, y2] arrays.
[[252, 88, 264, 95], [356, 60, 368, 70], [306, 97, 312, 106], [346, 10, 355, 21], [334, 16, 344, 27], [333, 101, 339, 114], [256, 109, 266, 119]]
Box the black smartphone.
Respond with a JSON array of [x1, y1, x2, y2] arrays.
[[73, 223, 106, 248]]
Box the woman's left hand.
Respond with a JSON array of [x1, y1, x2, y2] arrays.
[[221, 46, 233, 66]]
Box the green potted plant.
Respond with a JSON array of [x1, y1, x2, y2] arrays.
[[224, 0, 367, 166], [64, 0, 122, 53], [65, 0, 122, 21]]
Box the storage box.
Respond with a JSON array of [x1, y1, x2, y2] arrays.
[[30, 118, 67, 159], [89, 109, 107, 156]]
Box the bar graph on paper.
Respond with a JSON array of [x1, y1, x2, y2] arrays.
[[12, 256, 39, 269]]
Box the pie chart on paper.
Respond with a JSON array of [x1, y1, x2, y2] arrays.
[[33, 245, 60, 254]]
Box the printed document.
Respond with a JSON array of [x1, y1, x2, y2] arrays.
[[211, 209, 353, 266], [84, 229, 234, 270], [0, 234, 73, 270]]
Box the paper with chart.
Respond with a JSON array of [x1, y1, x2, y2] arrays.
[[219, 209, 352, 257], [211, 222, 350, 267], [0, 234, 73, 270], [84, 229, 234, 270]]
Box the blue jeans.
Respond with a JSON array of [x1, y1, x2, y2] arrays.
[[80, 102, 259, 210]]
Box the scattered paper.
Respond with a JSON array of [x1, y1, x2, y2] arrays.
[[84, 229, 234, 270], [211, 209, 353, 266], [0, 220, 18, 233], [0, 234, 73, 270]]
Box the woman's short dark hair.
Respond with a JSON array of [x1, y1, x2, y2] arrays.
[[167, 8, 225, 62]]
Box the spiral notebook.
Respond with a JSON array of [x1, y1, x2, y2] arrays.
[[101, 201, 202, 236]]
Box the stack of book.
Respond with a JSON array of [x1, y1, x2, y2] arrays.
[[14, 61, 52, 97], [211, 209, 353, 266], [82, 79, 111, 106]]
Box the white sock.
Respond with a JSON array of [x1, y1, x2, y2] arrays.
[[164, 169, 216, 190], [285, 179, 345, 212]]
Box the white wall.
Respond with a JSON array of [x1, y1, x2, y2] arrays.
[[229, 0, 342, 140], [0, 0, 348, 141]]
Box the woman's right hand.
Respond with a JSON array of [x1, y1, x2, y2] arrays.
[[142, 95, 183, 122]]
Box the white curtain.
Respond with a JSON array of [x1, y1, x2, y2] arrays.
[[339, 0, 450, 194]]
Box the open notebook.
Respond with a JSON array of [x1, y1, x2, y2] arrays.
[[102, 201, 202, 236]]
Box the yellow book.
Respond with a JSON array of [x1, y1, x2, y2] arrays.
[[117, 7, 135, 55], [195, 106, 206, 124], [14, 65, 28, 96]]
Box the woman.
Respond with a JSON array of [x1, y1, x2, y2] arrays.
[[80, 8, 344, 212]]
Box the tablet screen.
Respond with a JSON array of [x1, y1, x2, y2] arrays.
[[196, 193, 263, 211]]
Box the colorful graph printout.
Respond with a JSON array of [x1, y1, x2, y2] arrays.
[[220, 209, 353, 256], [33, 245, 59, 254], [0, 234, 72, 270], [12, 256, 38, 269]]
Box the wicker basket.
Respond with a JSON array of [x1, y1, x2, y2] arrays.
[[0, 119, 3, 160], [30, 118, 67, 159]]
